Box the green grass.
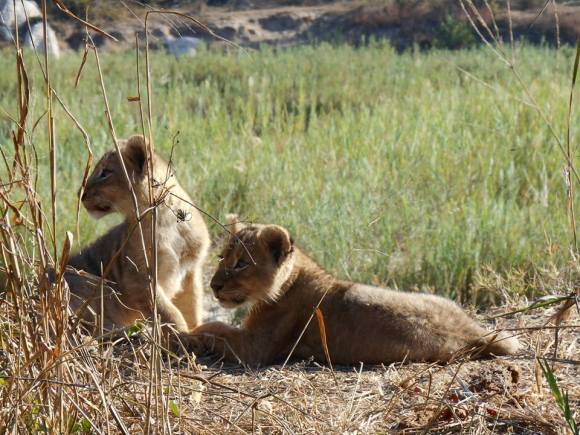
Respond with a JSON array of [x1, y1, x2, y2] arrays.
[[0, 42, 577, 305]]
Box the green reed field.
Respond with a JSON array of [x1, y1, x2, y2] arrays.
[[0, 42, 577, 305]]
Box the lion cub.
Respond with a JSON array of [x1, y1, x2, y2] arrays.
[[65, 135, 210, 333], [178, 216, 520, 365]]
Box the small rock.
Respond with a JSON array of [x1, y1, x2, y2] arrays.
[[0, 0, 41, 28], [0, 0, 60, 57], [22, 20, 60, 57], [163, 35, 201, 57]]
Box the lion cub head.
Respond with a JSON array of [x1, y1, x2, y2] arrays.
[[81, 135, 154, 219], [210, 215, 295, 308]]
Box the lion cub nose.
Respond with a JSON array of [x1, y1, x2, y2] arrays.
[[78, 187, 89, 202], [211, 281, 224, 293]]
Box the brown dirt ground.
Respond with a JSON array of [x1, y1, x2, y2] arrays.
[[110, 302, 579, 433]]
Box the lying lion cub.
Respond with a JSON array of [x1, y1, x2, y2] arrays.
[[65, 135, 210, 333], [177, 215, 519, 365]]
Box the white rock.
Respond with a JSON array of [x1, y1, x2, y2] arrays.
[[0, 23, 11, 41], [0, 0, 41, 28], [0, 0, 60, 57], [163, 36, 200, 57], [23, 20, 60, 58]]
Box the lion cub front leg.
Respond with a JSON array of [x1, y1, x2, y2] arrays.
[[178, 322, 268, 366], [154, 287, 189, 333], [172, 270, 203, 330]]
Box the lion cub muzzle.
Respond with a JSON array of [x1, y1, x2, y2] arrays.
[[210, 269, 248, 307]]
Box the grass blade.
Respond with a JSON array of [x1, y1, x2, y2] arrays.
[[538, 358, 579, 434]]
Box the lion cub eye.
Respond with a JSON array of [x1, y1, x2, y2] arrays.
[[234, 259, 249, 271], [217, 254, 224, 262], [99, 168, 113, 180]]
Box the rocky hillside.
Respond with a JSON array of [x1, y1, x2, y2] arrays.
[[4, 0, 580, 54]]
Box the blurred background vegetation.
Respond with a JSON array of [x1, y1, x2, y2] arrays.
[[0, 42, 576, 306]]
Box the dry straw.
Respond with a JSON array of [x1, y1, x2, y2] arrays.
[[0, 0, 578, 433]]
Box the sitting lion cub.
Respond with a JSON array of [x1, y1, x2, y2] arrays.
[[177, 215, 519, 365], [65, 135, 210, 333]]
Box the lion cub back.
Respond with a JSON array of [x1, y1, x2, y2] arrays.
[[318, 283, 520, 363]]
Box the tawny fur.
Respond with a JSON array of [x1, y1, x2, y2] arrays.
[[65, 135, 210, 333], [178, 216, 520, 366]]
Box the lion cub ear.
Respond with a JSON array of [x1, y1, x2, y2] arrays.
[[259, 225, 294, 264], [225, 213, 246, 235], [121, 135, 148, 177]]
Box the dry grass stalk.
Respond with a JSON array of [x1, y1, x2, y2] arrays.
[[460, 1, 579, 432], [0, 1, 578, 433]]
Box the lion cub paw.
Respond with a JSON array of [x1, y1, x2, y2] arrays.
[[168, 332, 217, 357]]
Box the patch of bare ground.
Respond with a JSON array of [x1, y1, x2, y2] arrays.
[[175, 305, 579, 433], [3, 299, 574, 432]]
